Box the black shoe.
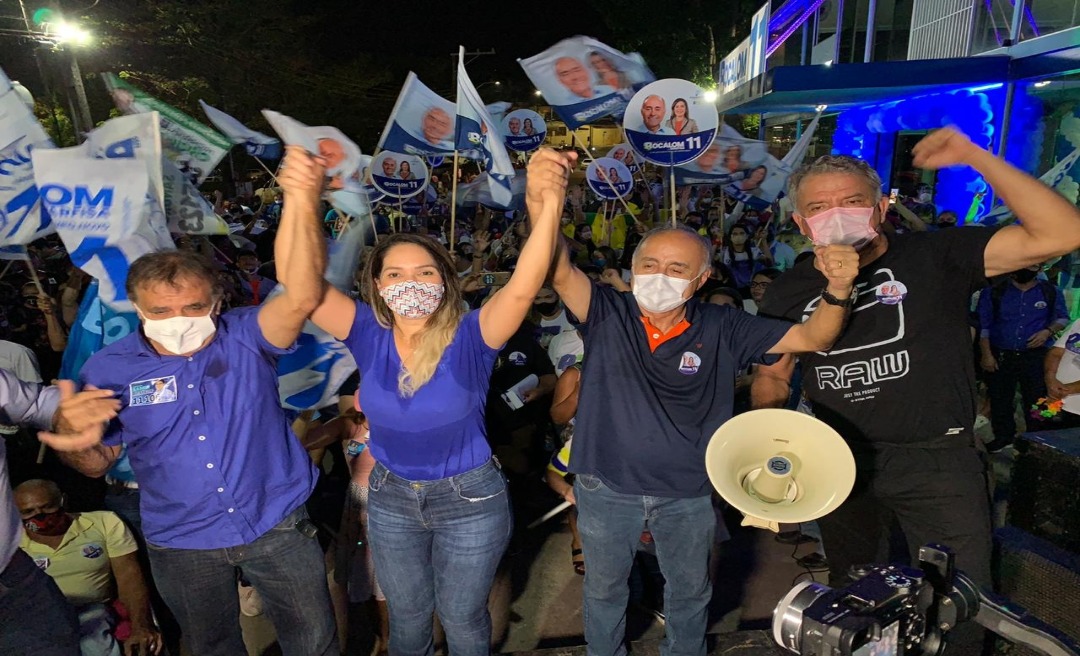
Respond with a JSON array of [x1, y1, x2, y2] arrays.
[[985, 437, 1014, 453], [776, 530, 819, 545]]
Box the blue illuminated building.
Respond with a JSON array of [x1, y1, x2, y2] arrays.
[[717, 0, 1080, 224]]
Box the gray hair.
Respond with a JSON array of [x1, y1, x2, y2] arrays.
[[631, 225, 713, 276], [126, 250, 224, 302], [787, 155, 883, 209]]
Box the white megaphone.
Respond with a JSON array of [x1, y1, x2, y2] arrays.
[[705, 409, 856, 533]]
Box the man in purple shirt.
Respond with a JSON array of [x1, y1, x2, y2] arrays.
[[0, 371, 120, 655], [41, 148, 337, 656]]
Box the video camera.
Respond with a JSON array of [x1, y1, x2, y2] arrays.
[[772, 544, 1079, 656]]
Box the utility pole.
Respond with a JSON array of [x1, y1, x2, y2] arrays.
[[450, 48, 496, 89]]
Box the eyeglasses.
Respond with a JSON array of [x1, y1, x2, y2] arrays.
[[750, 281, 772, 289]]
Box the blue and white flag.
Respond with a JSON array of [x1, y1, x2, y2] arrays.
[[199, 100, 282, 160], [378, 73, 459, 157], [455, 47, 516, 208], [519, 36, 654, 129], [456, 172, 527, 212], [33, 115, 175, 310], [59, 280, 139, 379], [0, 244, 28, 261], [263, 110, 373, 221], [0, 70, 56, 246]]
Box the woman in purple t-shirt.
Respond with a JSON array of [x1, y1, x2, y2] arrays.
[[279, 148, 576, 656]]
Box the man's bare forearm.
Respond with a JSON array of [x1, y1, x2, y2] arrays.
[[59, 444, 117, 478]]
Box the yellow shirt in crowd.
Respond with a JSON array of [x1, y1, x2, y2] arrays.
[[21, 511, 137, 606]]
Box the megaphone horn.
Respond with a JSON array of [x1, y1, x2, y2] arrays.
[[705, 409, 856, 533]]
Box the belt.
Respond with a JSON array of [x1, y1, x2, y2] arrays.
[[105, 477, 139, 490]]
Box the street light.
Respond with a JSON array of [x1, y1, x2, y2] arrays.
[[51, 21, 92, 46], [703, 88, 718, 103]]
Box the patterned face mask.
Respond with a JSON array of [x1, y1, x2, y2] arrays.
[[379, 281, 445, 318]]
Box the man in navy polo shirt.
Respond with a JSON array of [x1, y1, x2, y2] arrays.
[[41, 147, 338, 656], [547, 218, 860, 656]]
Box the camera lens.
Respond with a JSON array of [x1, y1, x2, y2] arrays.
[[773, 580, 831, 653]]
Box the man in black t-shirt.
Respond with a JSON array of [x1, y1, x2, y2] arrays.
[[753, 127, 1080, 656]]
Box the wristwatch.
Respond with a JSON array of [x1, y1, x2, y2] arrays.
[[820, 287, 856, 309]]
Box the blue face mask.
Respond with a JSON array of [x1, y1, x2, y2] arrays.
[[593, 257, 607, 267]]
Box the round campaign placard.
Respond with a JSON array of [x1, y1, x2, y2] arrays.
[[502, 109, 547, 152], [426, 156, 445, 168], [623, 79, 718, 167], [586, 157, 633, 200], [604, 142, 640, 175], [370, 151, 430, 200]]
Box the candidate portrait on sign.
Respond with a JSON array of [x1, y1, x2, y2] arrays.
[[507, 117, 522, 136], [554, 56, 614, 103], [380, 156, 398, 178], [639, 95, 674, 135]]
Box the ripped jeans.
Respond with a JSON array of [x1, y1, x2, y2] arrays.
[[367, 458, 512, 656]]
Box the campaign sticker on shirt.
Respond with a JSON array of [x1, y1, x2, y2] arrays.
[[129, 376, 178, 407], [1066, 333, 1080, 355], [32, 556, 49, 570], [557, 353, 578, 373], [82, 544, 104, 559], [346, 440, 366, 457], [678, 351, 702, 375], [1035, 300, 1048, 309], [508, 351, 528, 365], [875, 281, 908, 306]]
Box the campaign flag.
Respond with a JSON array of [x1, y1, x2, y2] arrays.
[[102, 73, 231, 186], [162, 158, 230, 235], [269, 222, 362, 410], [455, 47, 516, 207], [59, 280, 139, 379], [0, 244, 28, 261], [519, 36, 654, 129], [32, 149, 157, 309], [377, 73, 458, 157], [0, 70, 55, 246], [455, 172, 527, 212], [262, 110, 373, 221], [199, 100, 282, 160]]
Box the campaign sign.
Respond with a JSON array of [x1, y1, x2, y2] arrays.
[[586, 158, 633, 200], [370, 152, 429, 200], [502, 109, 546, 152], [623, 79, 718, 167], [519, 36, 655, 129], [604, 143, 640, 175]]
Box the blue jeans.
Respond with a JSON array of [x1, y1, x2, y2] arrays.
[[145, 506, 337, 656], [367, 458, 512, 656], [575, 474, 714, 656], [0, 548, 79, 655]]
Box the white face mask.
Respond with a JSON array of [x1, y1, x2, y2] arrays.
[[136, 305, 218, 355], [632, 273, 693, 313], [802, 206, 879, 250]]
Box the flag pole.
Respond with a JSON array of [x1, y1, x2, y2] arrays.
[[0, 260, 14, 281], [396, 196, 404, 233], [23, 259, 46, 296], [669, 166, 677, 227], [449, 150, 460, 255]]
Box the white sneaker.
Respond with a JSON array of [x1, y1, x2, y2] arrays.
[[239, 582, 263, 617]]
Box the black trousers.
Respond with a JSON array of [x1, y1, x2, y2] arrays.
[[817, 443, 992, 656], [987, 348, 1048, 442]]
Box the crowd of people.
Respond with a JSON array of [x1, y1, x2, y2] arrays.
[[3, 126, 1080, 656]]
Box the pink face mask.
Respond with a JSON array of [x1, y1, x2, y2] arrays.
[[803, 206, 879, 250]]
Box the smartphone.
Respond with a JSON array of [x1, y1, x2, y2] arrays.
[[482, 272, 511, 287], [889, 188, 899, 204]]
